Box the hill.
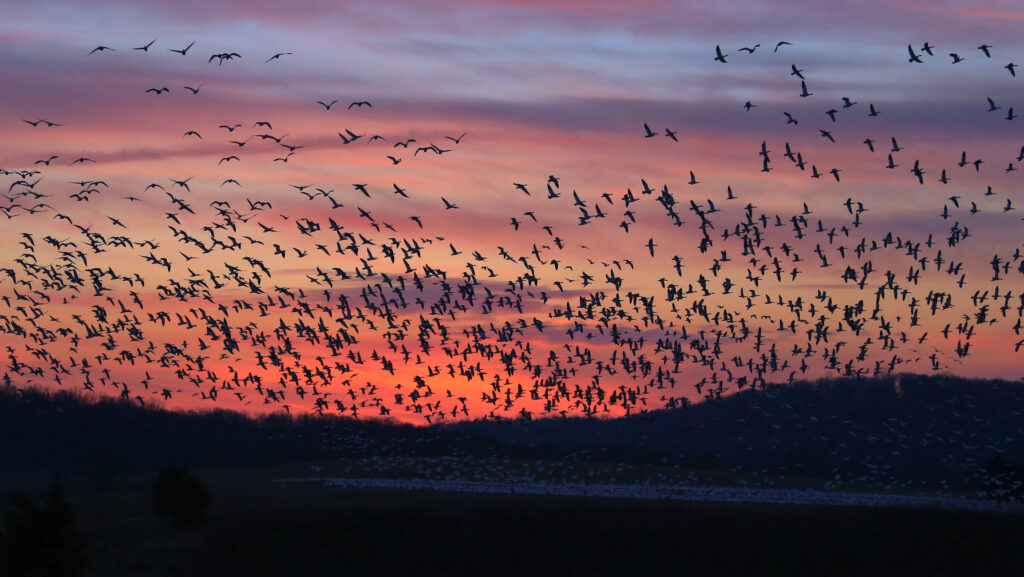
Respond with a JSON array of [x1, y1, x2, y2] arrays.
[[449, 373, 1024, 491], [0, 387, 464, 487], [3, 374, 1023, 493]]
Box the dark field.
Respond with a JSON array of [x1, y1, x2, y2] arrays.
[[5, 465, 1022, 577]]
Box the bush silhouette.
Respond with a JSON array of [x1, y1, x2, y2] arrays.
[[982, 453, 1024, 503], [0, 482, 87, 577], [152, 466, 211, 526]]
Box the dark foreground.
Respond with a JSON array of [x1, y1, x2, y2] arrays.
[[5, 465, 1022, 577]]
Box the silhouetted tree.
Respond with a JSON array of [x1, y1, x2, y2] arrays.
[[982, 453, 1024, 502], [0, 482, 87, 576], [152, 466, 211, 526]]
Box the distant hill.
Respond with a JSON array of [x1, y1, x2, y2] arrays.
[[448, 373, 1024, 490], [3, 374, 1022, 492], [0, 387, 463, 487]]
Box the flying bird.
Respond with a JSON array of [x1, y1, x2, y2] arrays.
[[714, 45, 728, 63], [168, 41, 195, 55], [908, 45, 923, 63], [265, 52, 293, 63]]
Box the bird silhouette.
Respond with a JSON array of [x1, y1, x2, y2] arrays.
[[908, 45, 923, 63], [266, 51, 293, 63], [714, 45, 728, 63], [168, 41, 195, 55]]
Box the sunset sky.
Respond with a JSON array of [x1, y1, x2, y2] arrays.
[[1, 1, 1022, 422]]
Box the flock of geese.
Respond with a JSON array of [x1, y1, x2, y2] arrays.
[[0, 38, 1022, 423]]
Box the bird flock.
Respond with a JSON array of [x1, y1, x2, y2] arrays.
[[1, 38, 1022, 423], [275, 474, 1024, 513]]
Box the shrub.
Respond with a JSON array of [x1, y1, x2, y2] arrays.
[[982, 453, 1024, 503], [152, 466, 211, 526]]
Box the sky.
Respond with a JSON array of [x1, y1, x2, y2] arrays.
[[0, 0, 1022, 423]]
